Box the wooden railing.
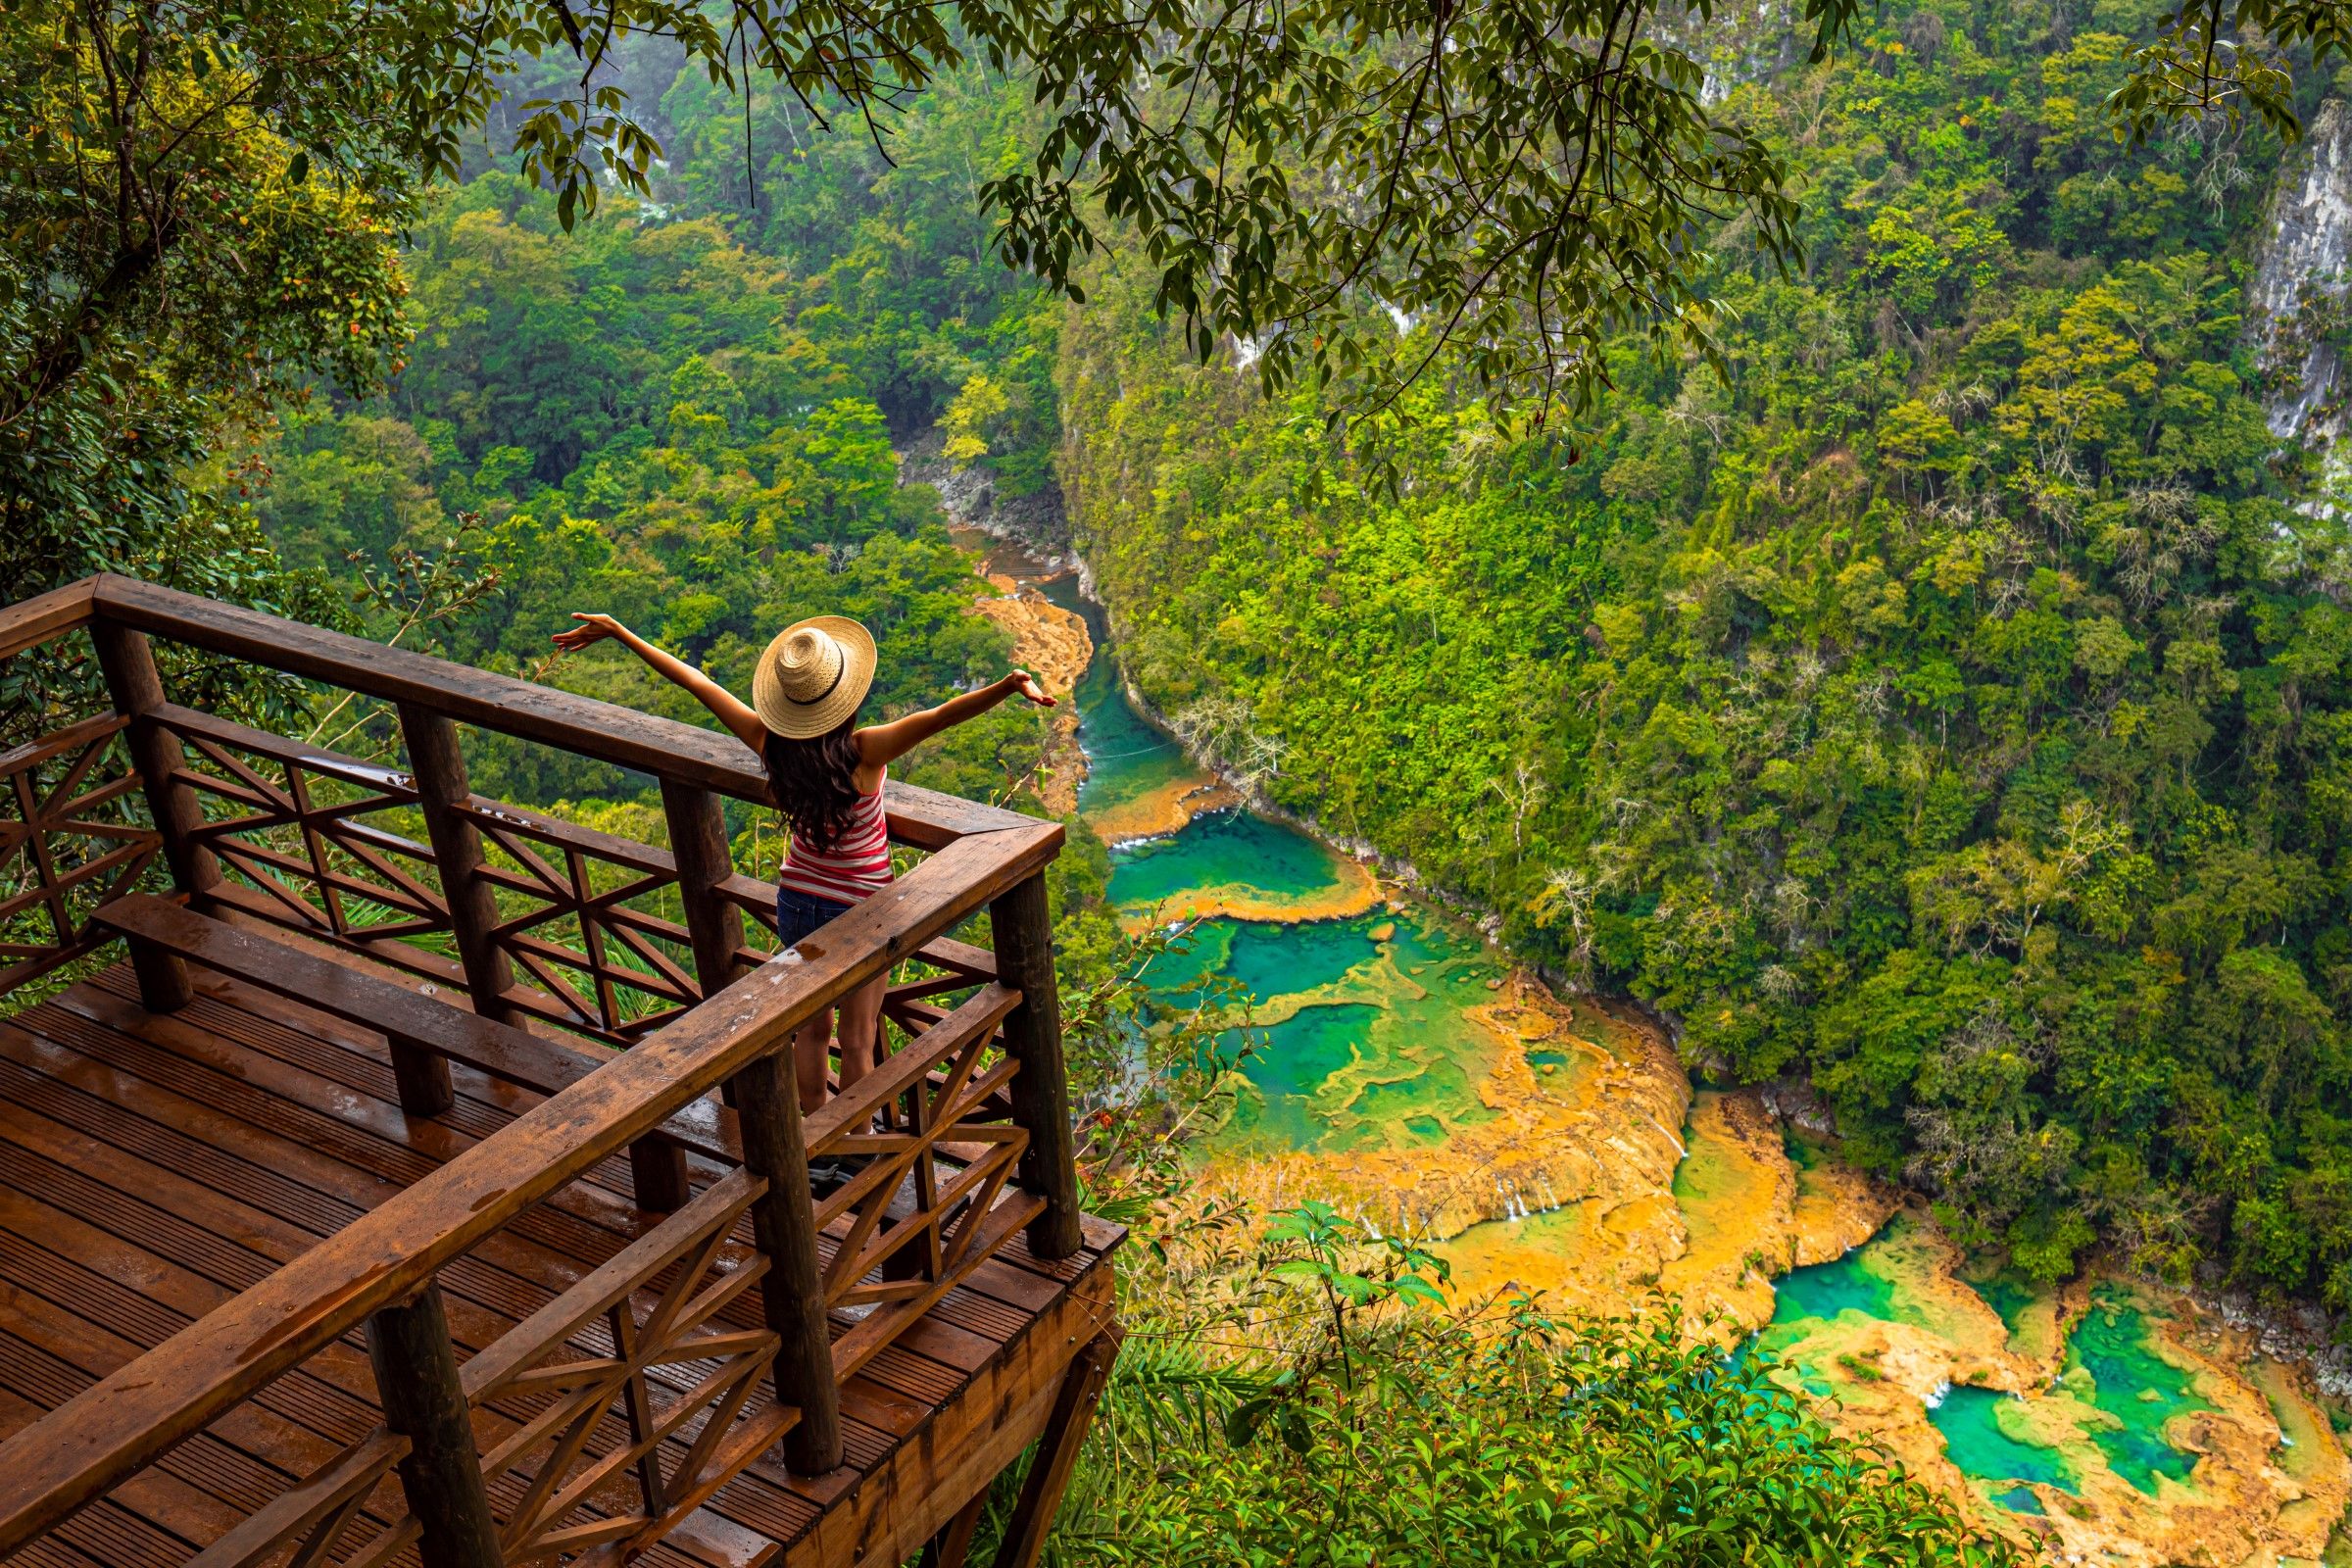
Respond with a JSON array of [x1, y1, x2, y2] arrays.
[[0, 574, 1082, 1562]]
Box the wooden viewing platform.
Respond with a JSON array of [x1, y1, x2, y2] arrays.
[[0, 575, 1124, 1568]]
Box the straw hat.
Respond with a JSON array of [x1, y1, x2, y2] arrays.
[[752, 615, 876, 739]]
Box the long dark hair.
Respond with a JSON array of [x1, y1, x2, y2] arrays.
[[762, 716, 866, 848]]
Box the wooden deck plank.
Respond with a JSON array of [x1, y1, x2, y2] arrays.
[[0, 1022, 769, 1568], [0, 1007, 788, 1561], [0, 964, 1119, 1567]]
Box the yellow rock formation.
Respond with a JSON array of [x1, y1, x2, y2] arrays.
[[1112, 856, 1385, 931], [967, 573, 1092, 815]]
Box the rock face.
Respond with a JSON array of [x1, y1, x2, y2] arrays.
[[898, 429, 1074, 560], [2248, 98, 2352, 447]]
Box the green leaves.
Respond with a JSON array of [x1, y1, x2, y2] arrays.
[[2107, 0, 2352, 144], [1103, 1298, 2019, 1566]]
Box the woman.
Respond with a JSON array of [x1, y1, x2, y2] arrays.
[[553, 611, 1054, 1119]]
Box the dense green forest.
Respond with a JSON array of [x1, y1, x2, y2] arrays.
[[1062, 0, 2352, 1312], [17, 0, 2352, 1551], [1, 10, 2034, 1551]]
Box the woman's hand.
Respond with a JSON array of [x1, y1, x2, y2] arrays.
[[553, 612, 626, 654], [1008, 669, 1056, 708]]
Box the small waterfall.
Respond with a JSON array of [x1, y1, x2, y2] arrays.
[[1642, 1111, 1689, 1161]]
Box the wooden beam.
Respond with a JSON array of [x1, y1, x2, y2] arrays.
[[732, 1051, 842, 1475], [989, 872, 1080, 1259], [919, 1494, 986, 1568], [124, 935, 192, 1014], [87, 616, 219, 898], [786, 1269, 1120, 1567], [90, 574, 1041, 849], [0, 578, 96, 661], [662, 778, 751, 995], [365, 1284, 501, 1568], [988, 1329, 1120, 1568], [86, 893, 738, 1164]]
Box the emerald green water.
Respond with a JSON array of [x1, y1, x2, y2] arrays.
[[2066, 1290, 2210, 1494], [1073, 654, 1196, 828], [1967, 1275, 2036, 1336], [1139, 906, 1505, 1154], [1047, 560, 1510, 1159], [1762, 1230, 2210, 1501], [1931, 1388, 2078, 1494], [1763, 1248, 1897, 1329], [1110, 810, 1358, 915]]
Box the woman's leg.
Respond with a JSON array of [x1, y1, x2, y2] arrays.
[[792, 1002, 835, 1116], [776, 890, 850, 1117], [834, 972, 889, 1096]]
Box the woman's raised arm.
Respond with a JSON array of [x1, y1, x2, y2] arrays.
[[856, 670, 1054, 768], [552, 613, 769, 754]]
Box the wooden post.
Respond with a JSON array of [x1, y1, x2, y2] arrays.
[[367, 1283, 500, 1568], [401, 704, 686, 1206], [989, 872, 1081, 1259], [643, 776, 751, 1212], [88, 618, 219, 898], [660, 778, 750, 996], [920, 1494, 987, 1568], [662, 778, 752, 1116], [731, 1052, 842, 1474], [395, 706, 517, 1026], [125, 937, 192, 1014], [385, 1029, 458, 1119], [989, 1331, 1119, 1568]]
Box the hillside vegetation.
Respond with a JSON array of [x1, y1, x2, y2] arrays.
[[1059, 0, 2352, 1312]]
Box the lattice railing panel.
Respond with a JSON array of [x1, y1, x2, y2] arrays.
[[156, 706, 460, 982], [803, 979, 1039, 1378], [0, 711, 162, 992], [460, 800, 701, 1047], [466, 1168, 786, 1563], [184, 1171, 784, 1568]]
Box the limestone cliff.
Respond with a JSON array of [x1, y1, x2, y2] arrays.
[[2248, 98, 2352, 448]]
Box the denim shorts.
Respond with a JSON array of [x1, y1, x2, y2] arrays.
[[775, 887, 851, 950]]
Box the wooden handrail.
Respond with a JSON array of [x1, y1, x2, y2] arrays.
[[0, 577, 96, 662], [0, 817, 1062, 1551], [77, 573, 1035, 849]]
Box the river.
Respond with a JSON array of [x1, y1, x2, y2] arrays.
[[954, 529, 2352, 1566]]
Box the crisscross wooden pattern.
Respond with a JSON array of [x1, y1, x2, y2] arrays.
[[457, 798, 702, 1047], [0, 710, 162, 990], [148, 707, 714, 1050], [796, 983, 1037, 1382], [465, 1167, 789, 1564], [178, 1170, 790, 1568], [151, 705, 458, 975], [181, 1433, 414, 1568]]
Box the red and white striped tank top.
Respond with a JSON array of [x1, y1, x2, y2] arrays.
[[777, 776, 893, 903]]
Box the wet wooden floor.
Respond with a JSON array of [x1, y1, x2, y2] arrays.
[[0, 965, 1120, 1568]]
